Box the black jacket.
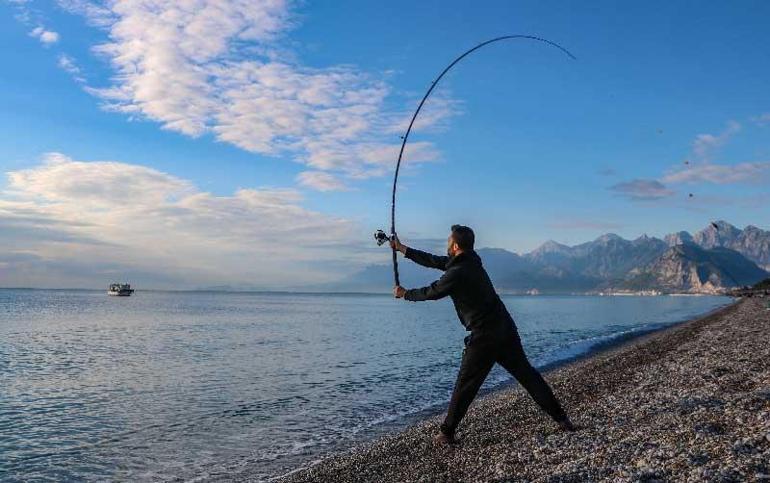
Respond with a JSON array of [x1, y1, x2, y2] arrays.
[[404, 247, 514, 334]]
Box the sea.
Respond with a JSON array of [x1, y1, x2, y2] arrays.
[[0, 289, 730, 481]]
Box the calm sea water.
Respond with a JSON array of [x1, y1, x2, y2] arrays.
[[0, 290, 729, 481]]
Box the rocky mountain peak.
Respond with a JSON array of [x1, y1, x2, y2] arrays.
[[694, 220, 740, 247], [334, 220, 769, 294], [688, 221, 770, 270], [633, 234, 665, 246], [664, 231, 693, 246], [622, 242, 768, 293], [712, 220, 739, 232], [595, 233, 624, 244], [531, 240, 571, 255]]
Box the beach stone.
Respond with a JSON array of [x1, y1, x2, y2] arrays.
[[275, 299, 770, 483]]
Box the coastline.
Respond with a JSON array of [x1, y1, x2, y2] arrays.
[[273, 298, 769, 482]]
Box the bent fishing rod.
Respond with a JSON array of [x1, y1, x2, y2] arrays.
[[374, 35, 576, 286]]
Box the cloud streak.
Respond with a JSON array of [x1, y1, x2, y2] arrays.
[[662, 161, 770, 185], [611, 120, 766, 203], [691, 120, 740, 161], [609, 179, 674, 201], [296, 171, 350, 192], [57, 54, 86, 83], [752, 113, 770, 126]]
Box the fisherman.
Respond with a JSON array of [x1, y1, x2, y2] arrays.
[[391, 225, 575, 444]]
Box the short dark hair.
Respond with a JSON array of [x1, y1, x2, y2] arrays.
[[450, 225, 475, 250]]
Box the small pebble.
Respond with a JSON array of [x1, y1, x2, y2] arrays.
[[276, 299, 770, 483]]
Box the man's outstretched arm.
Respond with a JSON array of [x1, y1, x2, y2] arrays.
[[390, 236, 449, 271], [395, 269, 457, 301]]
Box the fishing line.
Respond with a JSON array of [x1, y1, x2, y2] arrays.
[[375, 35, 577, 286]]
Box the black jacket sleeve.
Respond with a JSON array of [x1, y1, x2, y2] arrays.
[[404, 268, 458, 301], [404, 247, 449, 271]]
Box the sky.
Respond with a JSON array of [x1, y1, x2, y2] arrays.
[[1, 0, 769, 289]]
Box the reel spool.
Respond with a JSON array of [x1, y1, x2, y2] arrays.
[[374, 229, 391, 246]]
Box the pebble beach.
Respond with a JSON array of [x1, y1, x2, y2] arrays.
[[279, 297, 770, 482]]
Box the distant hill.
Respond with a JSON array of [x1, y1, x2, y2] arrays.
[[323, 221, 769, 294], [664, 231, 694, 246], [621, 243, 768, 294], [690, 221, 770, 270], [524, 233, 669, 280]]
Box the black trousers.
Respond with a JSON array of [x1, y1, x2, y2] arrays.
[[440, 326, 567, 435]]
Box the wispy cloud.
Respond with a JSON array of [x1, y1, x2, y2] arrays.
[[296, 171, 350, 192], [57, 54, 86, 83], [691, 120, 740, 161], [662, 161, 770, 184], [51, 0, 456, 189], [0, 153, 373, 288], [611, 120, 764, 202], [385, 92, 463, 134], [29, 26, 59, 45], [609, 179, 674, 201], [752, 113, 770, 126], [56, 0, 115, 27]]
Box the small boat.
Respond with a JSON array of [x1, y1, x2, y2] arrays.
[[108, 283, 135, 296]]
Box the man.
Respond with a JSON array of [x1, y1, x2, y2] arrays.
[[392, 225, 575, 444]]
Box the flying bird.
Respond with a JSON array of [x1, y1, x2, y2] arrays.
[[711, 222, 719, 230]]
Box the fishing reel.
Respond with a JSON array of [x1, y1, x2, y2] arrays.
[[374, 229, 392, 246]]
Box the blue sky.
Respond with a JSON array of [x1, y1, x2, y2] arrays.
[[1, 0, 768, 288]]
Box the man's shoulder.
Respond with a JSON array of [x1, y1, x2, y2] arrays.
[[448, 257, 483, 277]]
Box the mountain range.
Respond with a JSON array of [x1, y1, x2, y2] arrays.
[[326, 221, 770, 294]]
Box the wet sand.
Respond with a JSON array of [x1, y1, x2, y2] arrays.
[[279, 298, 770, 482]]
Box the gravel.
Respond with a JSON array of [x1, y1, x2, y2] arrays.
[[277, 298, 770, 482]]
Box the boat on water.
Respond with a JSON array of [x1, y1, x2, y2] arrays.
[[108, 283, 135, 296]]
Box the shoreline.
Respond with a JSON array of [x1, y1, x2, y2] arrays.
[[259, 298, 733, 481], [274, 298, 769, 482], [0, 287, 737, 297]]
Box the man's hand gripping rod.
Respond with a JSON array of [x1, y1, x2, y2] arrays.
[[374, 229, 401, 285]]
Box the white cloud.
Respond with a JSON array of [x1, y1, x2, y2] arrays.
[[385, 92, 464, 135], [29, 26, 59, 45], [662, 161, 770, 185], [612, 120, 769, 203], [1, 153, 371, 288], [6, 152, 194, 205], [303, 140, 440, 179], [56, 0, 116, 27], [53, 0, 456, 189], [691, 120, 740, 161], [57, 54, 87, 83], [296, 171, 350, 192]]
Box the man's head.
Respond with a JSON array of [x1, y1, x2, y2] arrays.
[[447, 225, 475, 257]]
